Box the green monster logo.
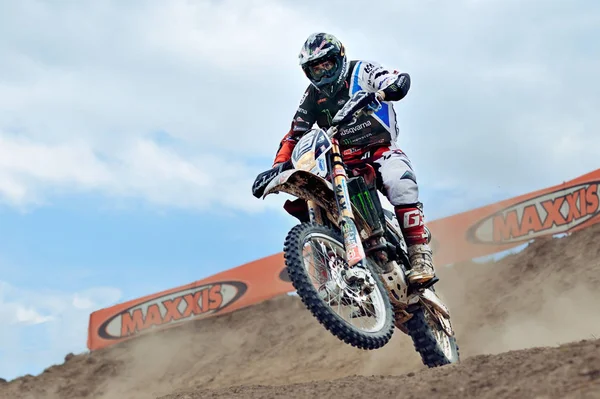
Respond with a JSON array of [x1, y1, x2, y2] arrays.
[[321, 109, 333, 125], [351, 190, 375, 218]]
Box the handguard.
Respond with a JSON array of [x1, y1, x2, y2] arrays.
[[252, 160, 293, 198]]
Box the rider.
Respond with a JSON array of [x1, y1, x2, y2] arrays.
[[271, 32, 436, 286]]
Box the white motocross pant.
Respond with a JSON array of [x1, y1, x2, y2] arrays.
[[373, 148, 419, 206]]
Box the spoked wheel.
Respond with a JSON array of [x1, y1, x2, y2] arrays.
[[404, 300, 460, 367], [283, 222, 395, 350]]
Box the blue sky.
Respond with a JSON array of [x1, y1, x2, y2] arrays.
[[1, 0, 599, 381]]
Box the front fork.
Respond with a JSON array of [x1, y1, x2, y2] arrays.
[[329, 140, 368, 270], [327, 141, 409, 310]]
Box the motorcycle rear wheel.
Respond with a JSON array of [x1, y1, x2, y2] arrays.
[[405, 301, 460, 367]]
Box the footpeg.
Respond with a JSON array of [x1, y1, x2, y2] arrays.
[[407, 276, 439, 295], [421, 276, 439, 288]]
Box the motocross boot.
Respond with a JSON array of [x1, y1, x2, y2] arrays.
[[394, 203, 436, 285], [407, 242, 436, 285]]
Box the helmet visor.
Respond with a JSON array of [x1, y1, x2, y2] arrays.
[[308, 59, 336, 82]]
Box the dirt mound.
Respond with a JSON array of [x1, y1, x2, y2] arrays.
[[0, 295, 428, 399], [440, 223, 600, 357], [158, 338, 600, 399], [1, 224, 600, 399]]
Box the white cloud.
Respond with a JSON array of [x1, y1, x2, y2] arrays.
[[0, 0, 598, 218], [0, 281, 122, 380], [13, 307, 54, 325], [0, 133, 286, 212], [0, 0, 334, 213]]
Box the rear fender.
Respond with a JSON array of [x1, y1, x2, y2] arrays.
[[418, 288, 454, 336]]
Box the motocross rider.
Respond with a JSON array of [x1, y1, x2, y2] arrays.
[[271, 32, 436, 286]]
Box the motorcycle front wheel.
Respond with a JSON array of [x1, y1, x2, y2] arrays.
[[283, 222, 395, 350]]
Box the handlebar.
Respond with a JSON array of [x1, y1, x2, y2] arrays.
[[327, 90, 382, 138]]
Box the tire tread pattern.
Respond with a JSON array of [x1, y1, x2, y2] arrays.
[[404, 307, 461, 367], [283, 222, 395, 350]]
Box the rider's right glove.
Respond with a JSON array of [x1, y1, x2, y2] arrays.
[[251, 160, 293, 198]]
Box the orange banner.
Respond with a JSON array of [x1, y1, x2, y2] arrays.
[[87, 252, 293, 351], [426, 168, 600, 265]]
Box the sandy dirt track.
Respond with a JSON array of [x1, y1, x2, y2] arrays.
[[159, 338, 600, 399], [1, 224, 599, 399]]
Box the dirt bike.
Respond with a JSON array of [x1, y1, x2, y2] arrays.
[[252, 90, 459, 368]]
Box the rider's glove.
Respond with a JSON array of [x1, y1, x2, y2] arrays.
[[356, 91, 384, 116], [366, 91, 384, 113], [332, 90, 384, 126], [251, 160, 293, 198]]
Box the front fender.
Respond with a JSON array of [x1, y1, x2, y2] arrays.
[[263, 170, 337, 214], [263, 169, 371, 235]]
